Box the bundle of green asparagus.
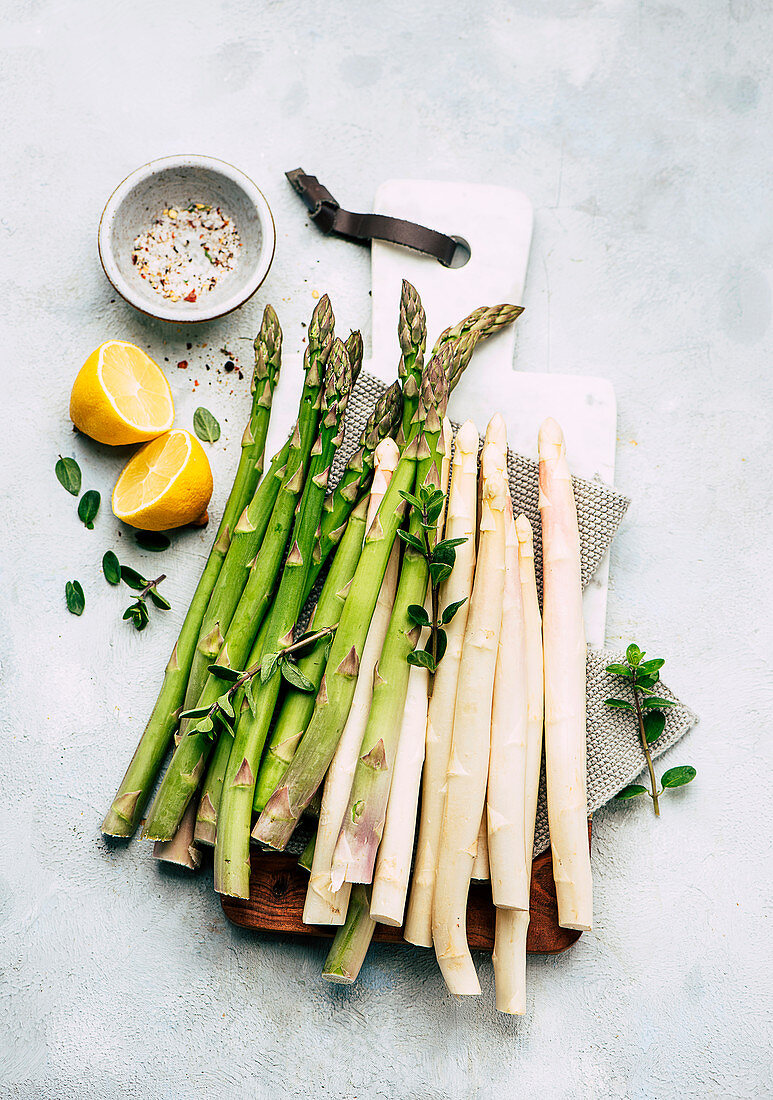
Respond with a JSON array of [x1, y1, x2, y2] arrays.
[[102, 282, 533, 1005]]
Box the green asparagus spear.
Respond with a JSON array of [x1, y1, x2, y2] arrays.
[[322, 884, 376, 983], [142, 300, 334, 842], [251, 362, 457, 855], [215, 338, 354, 897], [331, 359, 449, 885], [183, 296, 334, 711], [101, 305, 282, 838]]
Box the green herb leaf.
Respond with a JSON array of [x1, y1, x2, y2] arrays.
[[429, 561, 453, 587], [78, 489, 100, 530], [606, 662, 633, 677], [217, 694, 235, 720], [661, 765, 696, 788], [135, 531, 171, 552], [441, 598, 467, 626], [407, 649, 436, 672], [120, 565, 148, 591], [193, 407, 221, 443], [432, 541, 459, 566], [643, 710, 666, 744], [640, 696, 677, 708], [102, 551, 121, 585], [148, 586, 171, 611], [260, 652, 280, 684], [407, 604, 431, 628], [191, 715, 214, 737], [435, 537, 467, 553], [615, 785, 647, 800], [425, 498, 445, 526], [626, 643, 643, 666], [398, 490, 422, 511], [397, 529, 425, 554], [179, 704, 213, 721], [65, 579, 85, 615], [427, 628, 447, 664], [638, 658, 665, 676], [56, 455, 82, 495], [636, 674, 660, 691], [606, 698, 635, 711], [280, 660, 315, 692], [123, 600, 149, 631], [208, 664, 241, 682]]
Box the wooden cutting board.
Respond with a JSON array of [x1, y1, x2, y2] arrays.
[[221, 825, 591, 954], [221, 181, 606, 955]]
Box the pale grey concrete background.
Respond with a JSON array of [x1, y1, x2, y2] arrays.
[[1, 1, 771, 1097]]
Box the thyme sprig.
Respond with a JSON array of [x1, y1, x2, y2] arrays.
[[606, 643, 695, 815], [398, 484, 467, 690], [179, 625, 337, 741]]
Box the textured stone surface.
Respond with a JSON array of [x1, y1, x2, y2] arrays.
[[1, 1, 771, 1097]]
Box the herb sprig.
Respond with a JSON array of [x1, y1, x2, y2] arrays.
[[606, 643, 695, 815], [397, 485, 467, 688], [179, 626, 336, 741]]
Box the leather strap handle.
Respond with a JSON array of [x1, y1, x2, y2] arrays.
[[286, 168, 460, 267]]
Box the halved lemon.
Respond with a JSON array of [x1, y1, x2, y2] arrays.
[[70, 341, 174, 445], [112, 429, 213, 531]]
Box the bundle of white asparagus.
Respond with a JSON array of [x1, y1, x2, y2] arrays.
[[311, 413, 591, 1013]]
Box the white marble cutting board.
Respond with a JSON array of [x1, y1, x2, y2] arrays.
[[368, 179, 617, 647]]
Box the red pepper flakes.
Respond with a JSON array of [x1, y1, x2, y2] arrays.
[[177, 360, 188, 369], [184, 290, 197, 303]]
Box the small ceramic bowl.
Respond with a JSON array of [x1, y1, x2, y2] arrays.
[[98, 154, 276, 323]]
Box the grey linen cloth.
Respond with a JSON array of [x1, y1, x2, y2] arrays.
[[319, 372, 699, 859]]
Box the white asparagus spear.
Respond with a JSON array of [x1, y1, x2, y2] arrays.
[[303, 439, 401, 926], [493, 513, 544, 1014], [470, 814, 490, 880], [369, 420, 452, 926], [152, 797, 201, 871], [432, 434, 508, 995], [487, 499, 530, 909], [539, 417, 592, 932], [403, 419, 479, 946]]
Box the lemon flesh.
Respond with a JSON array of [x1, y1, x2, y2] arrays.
[[70, 341, 174, 445], [112, 429, 213, 531]]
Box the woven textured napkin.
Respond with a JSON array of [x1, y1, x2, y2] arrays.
[[321, 372, 698, 858]]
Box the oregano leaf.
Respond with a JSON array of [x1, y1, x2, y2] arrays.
[[661, 765, 696, 788], [407, 648, 435, 672], [193, 406, 221, 443], [120, 565, 148, 592], [78, 490, 101, 530], [440, 598, 467, 625], [102, 551, 121, 585], [643, 710, 666, 744], [407, 604, 431, 628], [56, 455, 81, 495], [244, 679, 257, 717], [626, 643, 643, 666], [260, 652, 280, 684], [606, 662, 632, 677], [208, 664, 241, 683], [615, 785, 647, 800], [280, 660, 315, 692], [397, 529, 425, 554], [606, 698, 635, 711], [427, 628, 447, 664], [65, 580, 85, 615], [638, 658, 665, 676], [179, 704, 213, 721], [641, 696, 677, 709], [148, 586, 171, 611]]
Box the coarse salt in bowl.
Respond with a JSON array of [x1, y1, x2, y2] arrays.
[[98, 154, 276, 323]]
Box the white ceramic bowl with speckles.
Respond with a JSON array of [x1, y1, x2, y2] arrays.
[[98, 154, 276, 323]]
